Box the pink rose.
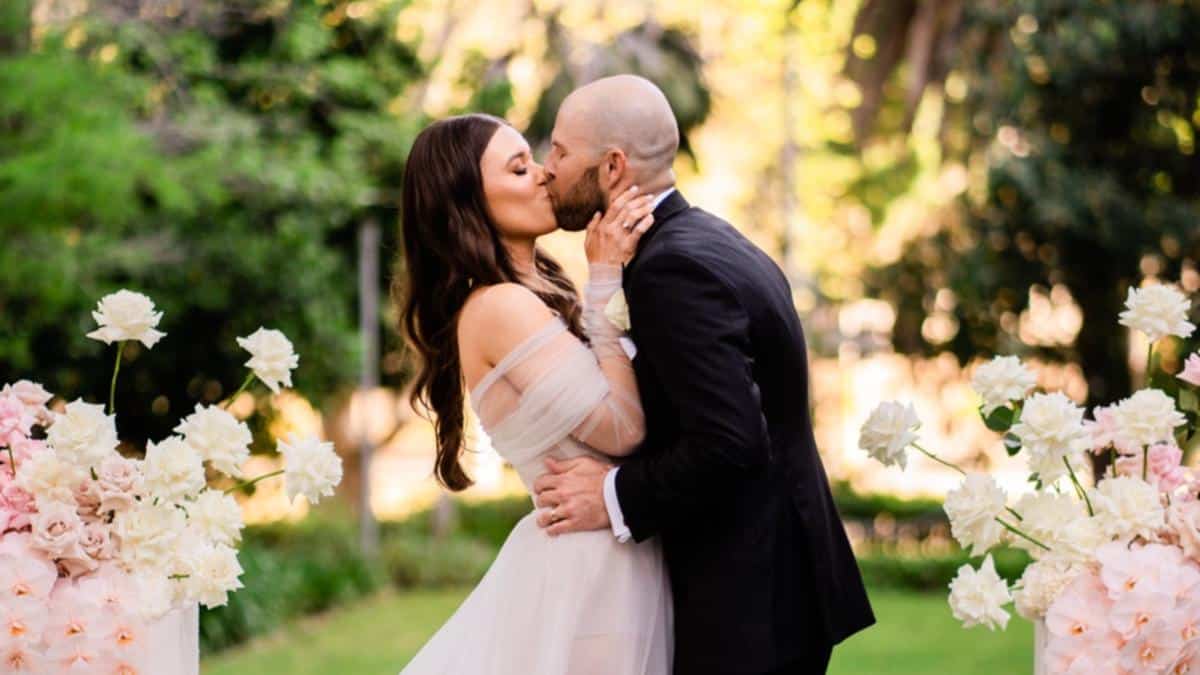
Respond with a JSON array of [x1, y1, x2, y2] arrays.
[[79, 521, 115, 561], [1117, 443, 1189, 494], [73, 479, 103, 522], [2, 380, 52, 409], [1169, 501, 1200, 564], [0, 393, 34, 448], [29, 501, 86, 561], [1086, 405, 1141, 455], [95, 455, 141, 515], [1, 483, 35, 532], [1179, 353, 1200, 387]]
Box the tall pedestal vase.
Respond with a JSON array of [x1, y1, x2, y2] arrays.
[[142, 604, 200, 675]]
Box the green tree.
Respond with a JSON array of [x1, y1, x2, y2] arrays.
[[0, 0, 424, 445], [859, 0, 1200, 409]]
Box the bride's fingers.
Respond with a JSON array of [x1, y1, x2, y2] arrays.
[[534, 489, 562, 509], [606, 185, 640, 216], [628, 213, 654, 236]]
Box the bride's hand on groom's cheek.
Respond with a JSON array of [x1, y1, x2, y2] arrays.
[[532, 456, 612, 536], [585, 186, 656, 266]]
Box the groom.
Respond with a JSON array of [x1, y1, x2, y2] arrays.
[[533, 75, 875, 674]]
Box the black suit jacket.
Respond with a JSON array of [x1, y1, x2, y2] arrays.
[[615, 191, 874, 675]]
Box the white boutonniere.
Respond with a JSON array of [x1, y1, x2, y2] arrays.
[[604, 289, 632, 333]]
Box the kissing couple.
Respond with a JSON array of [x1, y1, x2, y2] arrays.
[[396, 75, 874, 675]]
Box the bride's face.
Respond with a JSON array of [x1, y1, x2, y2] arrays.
[[480, 125, 556, 241]]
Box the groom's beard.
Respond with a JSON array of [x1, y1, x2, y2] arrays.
[[551, 165, 607, 232]]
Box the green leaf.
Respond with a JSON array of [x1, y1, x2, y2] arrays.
[[1004, 433, 1023, 456], [983, 406, 1016, 432], [1180, 389, 1199, 413]]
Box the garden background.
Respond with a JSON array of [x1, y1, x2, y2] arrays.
[[2, 0, 1198, 671]]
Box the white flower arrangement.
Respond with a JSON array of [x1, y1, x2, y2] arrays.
[[859, 276, 1200, 674], [0, 288, 343, 672]]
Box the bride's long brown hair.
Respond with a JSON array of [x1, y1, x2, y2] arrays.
[[395, 114, 584, 491]]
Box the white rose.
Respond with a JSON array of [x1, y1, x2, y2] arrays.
[[235, 328, 299, 394], [1118, 283, 1195, 343], [113, 501, 186, 572], [142, 436, 206, 504], [1090, 475, 1165, 542], [948, 554, 1012, 631], [603, 290, 632, 332], [85, 289, 166, 348], [185, 543, 244, 608], [1011, 392, 1090, 484], [971, 356, 1037, 415], [277, 434, 342, 505], [173, 404, 252, 478], [184, 490, 243, 548], [1110, 389, 1186, 450], [1013, 555, 1083, 620], [858, 401, 921, 469], [46, 399, 119, 470], [944, 473, 1008, 555], [15, 451, 85, 506]]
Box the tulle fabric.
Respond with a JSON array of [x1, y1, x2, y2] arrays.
[[400, 267, 672, 674]]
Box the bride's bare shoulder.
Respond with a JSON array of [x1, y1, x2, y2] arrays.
[[457, 283, 556, 365]]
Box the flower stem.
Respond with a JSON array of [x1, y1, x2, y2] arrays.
[[1142, 446, 1149, 482], [224, 468, 284, 495], [1109, 447, 1118, 478], [1005, 506, 1024, 522], [4, 447, 14, 478], [995, 516, 1051, 551], [911, 442, 967, 476], [108, 341, 126, 416], [1064, 457, 1095, 516], [222, 372, 256, 411]]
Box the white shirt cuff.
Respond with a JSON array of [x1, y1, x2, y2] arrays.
[[603, 467, 632, 543]]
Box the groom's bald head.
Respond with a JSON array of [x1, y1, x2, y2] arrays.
[[554, 75, 679, 181], [556, 75, 679, 178]]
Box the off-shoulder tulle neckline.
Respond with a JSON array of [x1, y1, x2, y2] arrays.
[[469, 315, 567, 406]]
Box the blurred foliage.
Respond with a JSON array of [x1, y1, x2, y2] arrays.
[[860, 0, 1200, 405], [0, 0, 423, 446], [200, 517, 386, 655], [856, 546, 1031, 592], [382, 534, 496, 589]]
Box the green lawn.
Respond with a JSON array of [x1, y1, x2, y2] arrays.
[[202, 586, 1031, 674]]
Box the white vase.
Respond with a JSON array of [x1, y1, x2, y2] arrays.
[[1034, 618, 1049, 675], [142, 603, 200, 675]]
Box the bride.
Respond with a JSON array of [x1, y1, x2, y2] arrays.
[[394, 113, 671, 674]]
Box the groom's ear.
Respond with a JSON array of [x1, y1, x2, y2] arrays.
[[600, 148, 629, 191]]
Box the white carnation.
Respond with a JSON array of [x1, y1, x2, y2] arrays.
[[85, 289, 166, 348], [1013, 556, 1083, 620], [1090, 475, 1165, 542], [277, 434, 342, 505], [15, 451, 85, 506], [1011, 392, 1090, 484], [142, 436, 206, 504], [113, 501, 186, 572], [185, 543, 244, 608], [944, 473, 1007, 555], [46, 399, 119, 470], [971, 356, 1037, 415], [184, 490, 243, 548], [1118, 284, 1195, 343], [1010, 491, 1099, 560], [174, 404, 252, 478], [1110, 389, 1186, 450], [858, 401, 921, 469], [948, 554, 1012, 631], [235, 328, 299, 394]]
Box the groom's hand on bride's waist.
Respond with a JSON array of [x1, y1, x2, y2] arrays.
[[533, 456, 611, 536]]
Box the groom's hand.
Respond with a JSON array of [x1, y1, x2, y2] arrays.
[[533, 456, 611, 536]]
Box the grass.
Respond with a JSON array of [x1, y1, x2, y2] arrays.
[[202, 586, 1032, 674]]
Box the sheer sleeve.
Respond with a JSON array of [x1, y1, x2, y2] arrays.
[[469, 268, 645, 458]]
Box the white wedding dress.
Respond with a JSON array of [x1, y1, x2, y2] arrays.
[[400, 267, 672, 675]]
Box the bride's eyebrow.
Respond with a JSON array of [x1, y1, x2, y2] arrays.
[[506, 150, 530, 164]]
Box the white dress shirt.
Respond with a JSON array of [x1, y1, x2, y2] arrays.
[[602, 186, 676, 543]]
